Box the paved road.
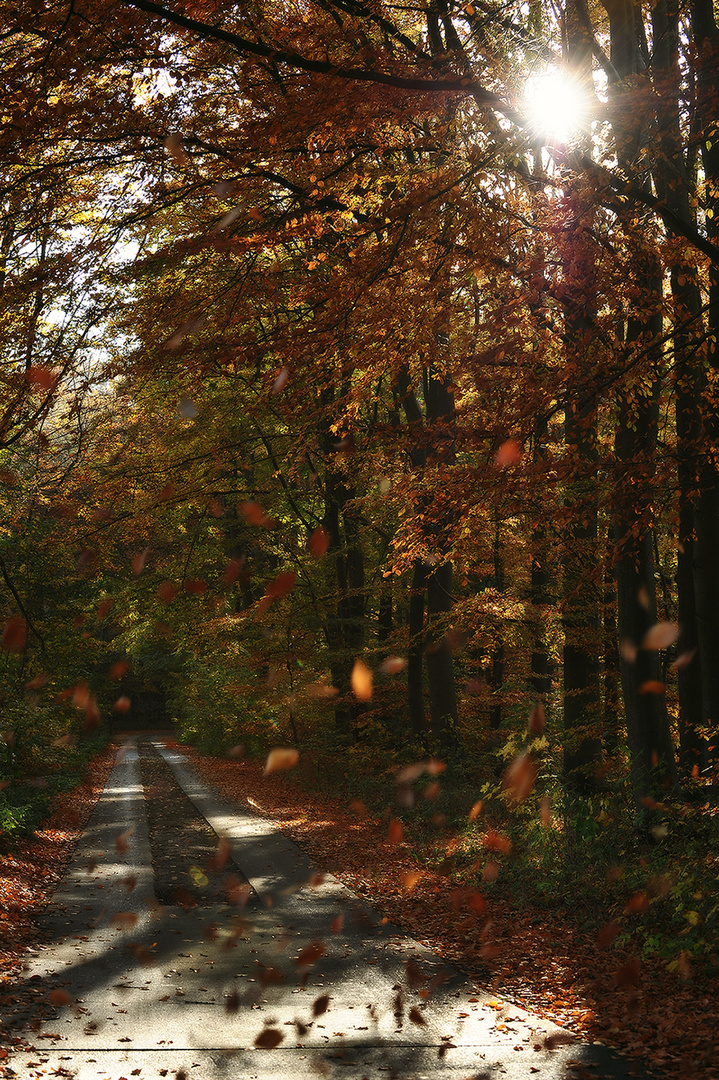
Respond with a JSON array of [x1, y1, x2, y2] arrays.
[[1, 740, 650, 1080]]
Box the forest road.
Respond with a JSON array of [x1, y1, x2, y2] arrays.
[[1, 738, 653, 1080]]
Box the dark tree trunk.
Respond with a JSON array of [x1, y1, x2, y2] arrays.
[[407, 560, 427, 736]]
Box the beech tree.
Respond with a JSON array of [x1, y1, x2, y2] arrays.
[[3, 0, 719, 815]]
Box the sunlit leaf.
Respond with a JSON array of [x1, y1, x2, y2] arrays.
[[503, 751, 538, 804], [351, 659, 373, 701], [264, 747, 299, 775], [380, 655, 406, 675], [271, 366, 289, 394], [642, 621, 679, 650]]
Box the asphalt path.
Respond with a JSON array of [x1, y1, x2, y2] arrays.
[[1, 739, 652, 1080]]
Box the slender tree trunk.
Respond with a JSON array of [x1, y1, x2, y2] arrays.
[[407, 560, 427, 736]]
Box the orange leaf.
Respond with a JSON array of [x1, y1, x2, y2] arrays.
[[240, 500, 274, 528], [380, 655, 406, 675], [49, 989, 73, 1006], [494, 438, 522, 467], [351, 659, 373, 701], [109, 659, 130, 681], [502, 752, 538, 804], [528, 701, 545, 735], [254, 1028, 284, 1049], [264, 747, 299, 775], [639, 680, 665, 694], [27, 365, 58, 391], [468, 800, 483, 822], [114, 696, 131, 713], [220, 557, 244, 586]]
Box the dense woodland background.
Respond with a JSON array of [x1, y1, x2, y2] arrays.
[[1, 0, 719, 981]]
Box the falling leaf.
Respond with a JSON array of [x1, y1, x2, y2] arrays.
[[615, 955, 641, 987], [85, 695, 101, 731], [639, 680, 665, 694], [308, 526, 330, 557], [208, 836, 231, 872], [164, 132, 188, 164], [221, 557, 244, 586], [401, 871, 422, 891], [114, 695, 131, 713], [637, 583, 650, 610], [306, 681, 339, 699], [330, 914, 344, 933], [596, 921, 620, 948], [349, 799, 368, 818], [295, 941, 325, 969], [157, 581, 178, 603], [468, 800, 483, 821], [503, 752, 538, 804], [109, 659, 130, 680], [254, 1028, 284, 1049], [115, 827, 134, 855], [351, 659, 373, 701], [239, 500, 274, 528], [380, 655, 406, 675], [409, 1006, 427, 1026], [49, 989, 73, 1006], [132, 548, 151, 575], [544, 1032, 575, 1049], [495, 438, 522, 467], [312, 994, 330, 1017], [483, 829, 511, 855], [426, 758, 446, 775], [620, 638, 637, 662], [387, 818, 404, 844], [184, 578, 207, 595], [177, 397, 198, 417], [397, 761, 425, 784], [642, 621, 679, 650], [225, 989, 240, 1014], [26, 365, 58, 391], [25, 672, 49, 690], [271, 366, 289, 394], [528, 701, 545, 735], [264, 747, 299, 775], [625, 891, 650, 914], [111, 912, 139, 930], [2, 616, 26, 653], [670, 649, 696, 672]]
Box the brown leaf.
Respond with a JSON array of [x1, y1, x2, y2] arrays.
[[264, 747, 299, 775], [295, 941, 325, 969], [468, 799, 483, 821], [596, 921, 620, 948], [225, 989, 240, 1014], [408, 1006, 427, 1026], [184, 578, 207, 595], [528, 701, 545, 735], [131, 548, 151, 575], [483, 829, 511, 855], [27, 365, 58, 391], [111, 912, 139, 930], [308, 526, 330, 557], [109, 660, 130, 681], [113, 696, 131, 713], [638, 680, 665, 695], [544, 1032, 575, 1049], [157, 581, 179, 603], [220, 557, 244, 586], [255, 1028, 284, 1049], [2, 616, 26, 653], [115, 828, 134, 855], [502, 751, 538, 804], [351, 659, 373, 701], [615, 955, 641, 987], [312, 994, 330, 1017], [387, 818, 404, 844], [49, 989, 73, 1006]]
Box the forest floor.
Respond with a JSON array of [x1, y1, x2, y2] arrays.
[[0, 735, 715, 1080]]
